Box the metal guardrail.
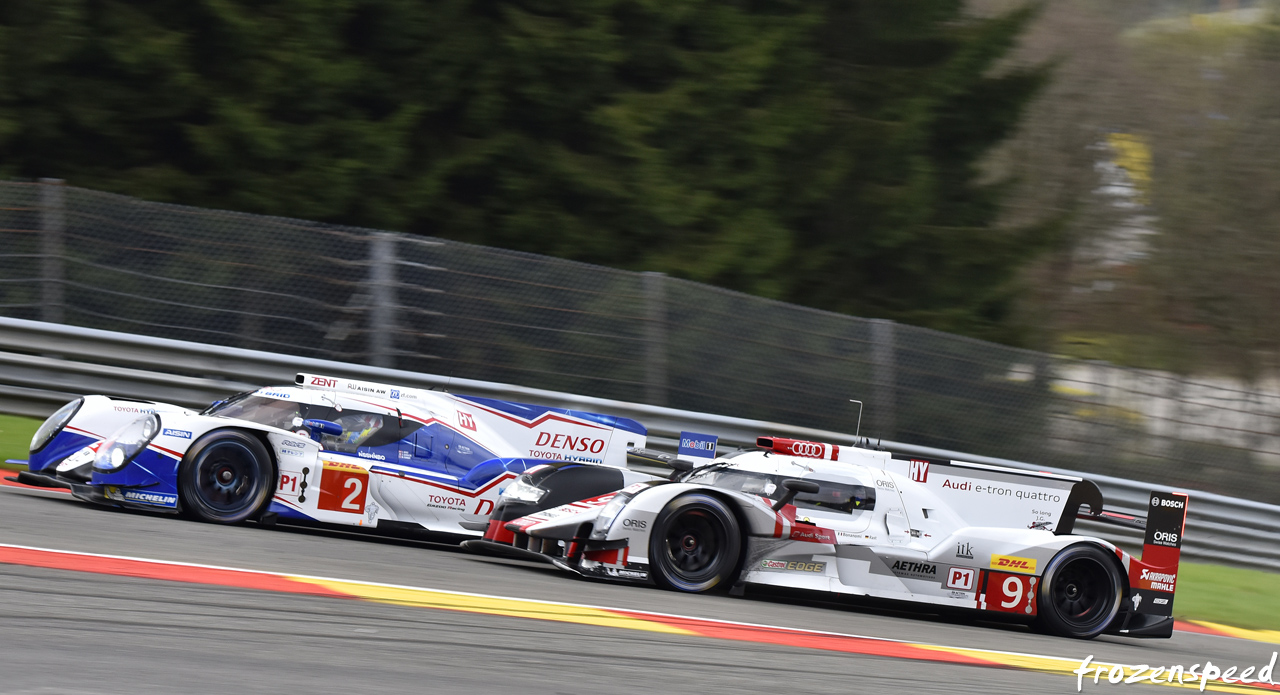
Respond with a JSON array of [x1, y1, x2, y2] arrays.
[[2, 316, 1277, 571]]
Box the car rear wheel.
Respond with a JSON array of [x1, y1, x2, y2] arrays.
[[649, 493, 741, 593], [1034, 544, 1123, 639], [178, 430, 274, 524]]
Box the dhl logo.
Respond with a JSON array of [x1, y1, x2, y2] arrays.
[[323, 460, 365, 472], [990, 554, 1037, 574]]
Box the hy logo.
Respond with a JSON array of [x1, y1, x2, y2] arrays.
[[990, 554, 1037, 574], [457, 411, 477, 431], [909, 460, 929, 483]]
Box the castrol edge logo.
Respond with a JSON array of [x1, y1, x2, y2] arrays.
[[990, 554, 1037, 574]]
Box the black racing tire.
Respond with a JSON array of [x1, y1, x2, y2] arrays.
[[648, 493, 741, 593], [178, 430, 274, 524], [1033, 544, 1123, 639]]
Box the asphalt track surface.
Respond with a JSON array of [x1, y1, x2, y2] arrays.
[[0, 484, 1275, 695]]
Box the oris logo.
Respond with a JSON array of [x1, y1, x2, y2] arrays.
[[621, 518, 647, 529], [1152, 531, 1179, 545]]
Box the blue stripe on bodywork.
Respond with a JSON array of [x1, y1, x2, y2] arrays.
[[268, 500, 317, 521], [27, 431, 96, 473], [454, 396, 647, 436]]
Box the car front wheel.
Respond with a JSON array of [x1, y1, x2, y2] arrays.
[[178, 430, 274, 524], [648, 493, 741, 593]]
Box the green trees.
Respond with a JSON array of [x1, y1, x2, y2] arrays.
[[0, 0, 1047, 342]]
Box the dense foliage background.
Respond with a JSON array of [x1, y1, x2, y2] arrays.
[[0, 0, 1048, 343]]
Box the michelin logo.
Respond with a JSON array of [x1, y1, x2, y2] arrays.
[[122, 490, 179, 508]]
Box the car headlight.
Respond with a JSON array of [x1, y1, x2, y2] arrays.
[[93, 415, 161, 472], [589, 493, 634, 540], [500, 477, 547, 504], [30, 398, 84, 453]]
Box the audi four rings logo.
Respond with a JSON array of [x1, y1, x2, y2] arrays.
[[790, 441, 824, 457]]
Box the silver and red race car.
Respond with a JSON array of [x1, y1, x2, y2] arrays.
[[465, 436, 1188, 640]]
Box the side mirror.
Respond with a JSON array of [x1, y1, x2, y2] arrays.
[[669, 458, 695, 473], [772, 478, 821, 512], [302, 418, 343, 443]]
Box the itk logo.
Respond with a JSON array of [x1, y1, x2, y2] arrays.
[[909, 460, 929, 483], [457, 411, 477, 431], [956, 542, 974, 559]]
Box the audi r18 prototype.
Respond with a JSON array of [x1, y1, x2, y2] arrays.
[[17, 374, 652, 536], [466, 437, 1189, 640]]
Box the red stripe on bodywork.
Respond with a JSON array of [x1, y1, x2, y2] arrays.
[[485, 518, 515, 544]]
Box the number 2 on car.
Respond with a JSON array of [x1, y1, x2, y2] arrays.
[[318, 461, 369, 514]]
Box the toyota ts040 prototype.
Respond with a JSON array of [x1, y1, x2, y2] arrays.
[[17, 374, 651, 536], [466, 437, 1189, 640]]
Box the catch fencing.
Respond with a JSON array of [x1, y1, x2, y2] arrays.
[[2, 180, 1280, 504]]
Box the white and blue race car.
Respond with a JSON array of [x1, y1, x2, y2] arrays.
[[18, 373, 652, 535], [467, 436, 1189, 640]]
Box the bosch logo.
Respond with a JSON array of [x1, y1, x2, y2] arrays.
[[1159, 499, 1184, 509], [621, 519, 647, 529], [790, 441, 824, 458], [1152, 496, 1159, 507]]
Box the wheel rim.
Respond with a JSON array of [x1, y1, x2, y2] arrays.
[[193, 441, 262, 514], [1051, 557, 1112, 628], [662, 508, 725, 580]]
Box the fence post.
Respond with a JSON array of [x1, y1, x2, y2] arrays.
[[643, 271, 668, 406], [368, 233, 398, 369], [39, 179, 65, 324], [870, 318, 896, 439]]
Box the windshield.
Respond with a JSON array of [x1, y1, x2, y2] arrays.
[[209, 394, 409, 453], [686, 468, 875, 513], [209, 395, 304, 431]]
